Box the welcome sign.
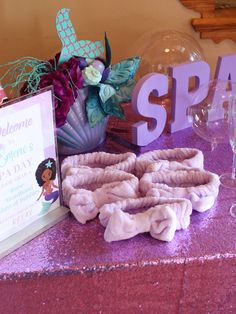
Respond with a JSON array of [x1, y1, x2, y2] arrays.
[[0, 89, 68, 258]]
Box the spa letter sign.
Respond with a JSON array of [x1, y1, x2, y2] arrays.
[[132, 53, 236, 146], [0, 89, 67, 258]]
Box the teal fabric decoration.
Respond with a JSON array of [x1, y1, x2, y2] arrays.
[[100, 96, 125, 120], [85, 87, 106, 127], [85, 55, 140, 127], [99, 83, 116, 103], [110, 79, 136, 104], [0, 57, 52, 98], [105, 56, 141, 85], [56, 8, 105, 64]]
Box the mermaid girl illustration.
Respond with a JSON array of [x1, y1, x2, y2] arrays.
[[35, 158, 59, 213]]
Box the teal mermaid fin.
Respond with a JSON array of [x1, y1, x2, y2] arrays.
[[39, 201, 52, 215], [56, 8, 104, 64]]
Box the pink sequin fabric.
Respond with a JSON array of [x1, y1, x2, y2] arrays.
[[1, 129, 234, 314], [62, 149, 219, 242]]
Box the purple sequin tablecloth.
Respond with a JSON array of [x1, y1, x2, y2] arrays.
[[0, 128, 235, 313]]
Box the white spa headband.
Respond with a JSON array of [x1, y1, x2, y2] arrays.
[[99, 197, 192, 242], [62, 169, 139, 224], [140, 169, 220, 212], [60, 148, 221, 243], [61, 151, 136, 179], [99, 196, 192, 231], [135, 148, 204, 178]]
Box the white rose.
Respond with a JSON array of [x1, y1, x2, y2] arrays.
[[82, 65, 102, 85]]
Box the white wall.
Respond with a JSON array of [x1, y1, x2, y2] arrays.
[[0, 0, 235, 75]]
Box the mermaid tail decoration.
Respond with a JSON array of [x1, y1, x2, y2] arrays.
[[44, 190, 59, 203], [40, 190, 59, 215], [56, 8, 104, 64]]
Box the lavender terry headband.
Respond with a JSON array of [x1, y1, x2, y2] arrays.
[[61, 151, 136, 179], [139, 169, 220, 212], [135, 148, 204, 177], [62, 169, 139, 224], [99, 196, 192, 231], [99, 197, 192, 242]]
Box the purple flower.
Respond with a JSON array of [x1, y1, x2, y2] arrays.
[[59, 57, 83, 90], [101, 67, 110, 82], [39, 71, 74, 127], [38, 56, 85, 127], [20, 55, 110, 128], [78, 58, 88, 70]]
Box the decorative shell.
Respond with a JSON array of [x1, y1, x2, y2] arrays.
[[57, 88, 108, 155]]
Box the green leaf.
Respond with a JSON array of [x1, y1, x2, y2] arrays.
[[99, 83, 116, 103], [100, 97, 125, 120], [111, 79, 136, 104], [105, 56, 141, 85], [85, 87, 106, 127]]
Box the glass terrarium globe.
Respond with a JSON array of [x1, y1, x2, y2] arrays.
[[188, 80, 236, 149], [188, 79, 236, 189], [129, 30, 205, 122], [130, 29, 205, 79]]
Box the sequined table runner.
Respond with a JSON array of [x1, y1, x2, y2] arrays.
[[0, 127, 235, 313]]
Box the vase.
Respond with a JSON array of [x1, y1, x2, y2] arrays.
[[56, 88, 108, 156]]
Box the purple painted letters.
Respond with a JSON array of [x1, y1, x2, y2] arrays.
[[131, 54, 236, 146], [169, 61, 210, 132], [214, 53, 236, 81], [131, 73, 167, 146]]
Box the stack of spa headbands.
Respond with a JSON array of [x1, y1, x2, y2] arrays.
[[61, 148, 220, 243]]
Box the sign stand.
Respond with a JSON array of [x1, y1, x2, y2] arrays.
[[0, 88, 69, 259]]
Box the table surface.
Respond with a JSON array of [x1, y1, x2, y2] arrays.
[[0, 127, 235, 280]]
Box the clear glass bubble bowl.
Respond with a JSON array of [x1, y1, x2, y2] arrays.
[[129, 29, 205, 78], [188, 79, 236, 189], [129, 29, 205, 120]]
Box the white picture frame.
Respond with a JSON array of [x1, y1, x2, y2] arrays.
[[0, 88, 68, 259]]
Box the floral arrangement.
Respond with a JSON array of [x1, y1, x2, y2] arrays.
[[0, 8, 140, 154], [1, 33, 140, 128]]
